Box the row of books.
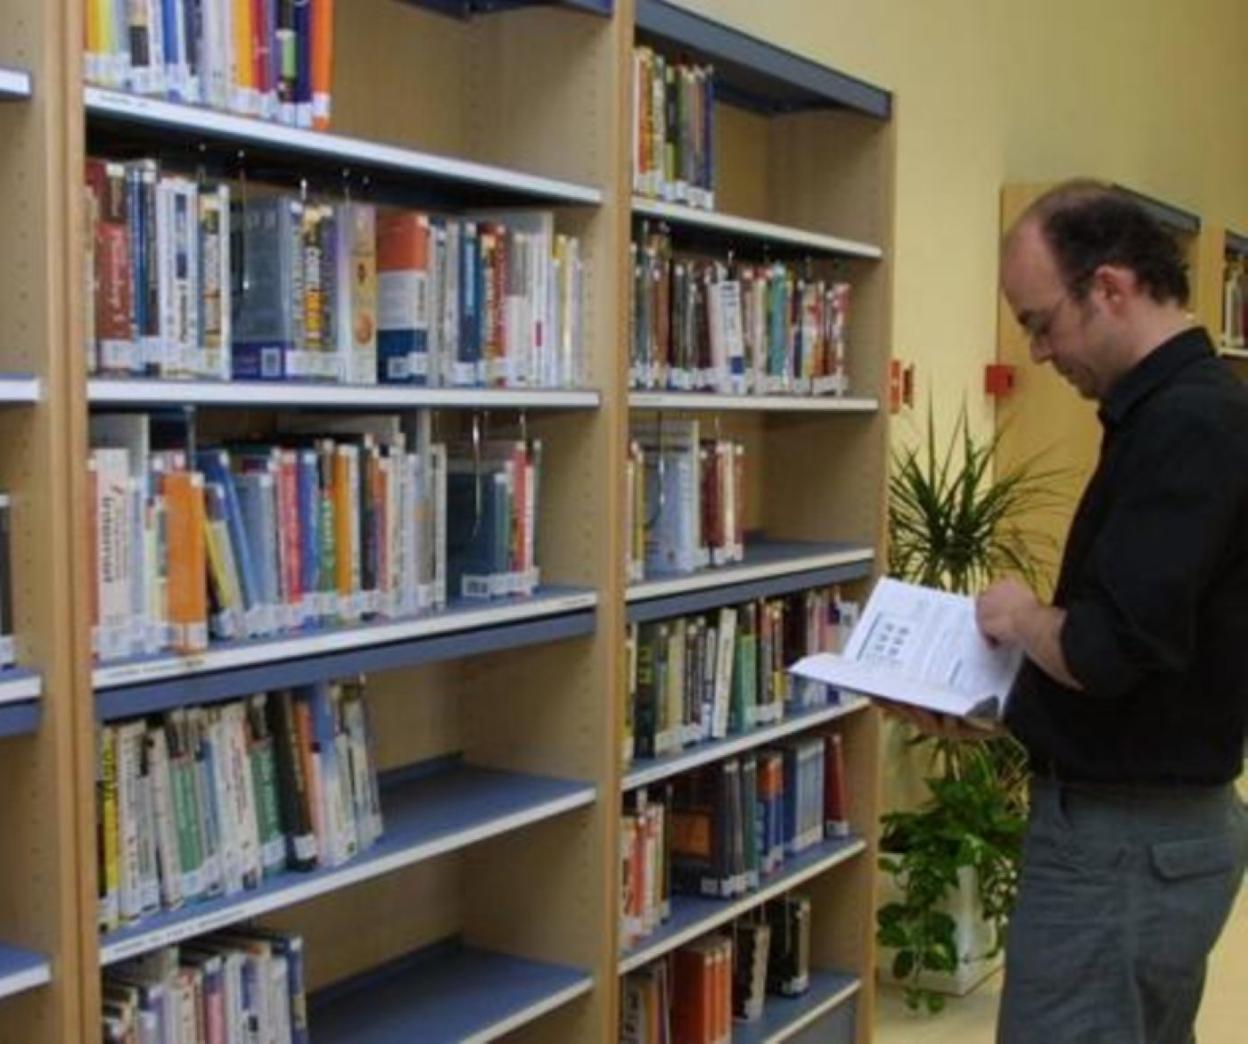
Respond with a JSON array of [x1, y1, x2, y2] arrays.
[[620, 897, 813, 1044], [97, 682, 382, 933], [85, 0, 335, 130], [632, 47, 715, 210], [621, 734, 847, 946], [86, 157, 586, 389], [627, 422, 743, 582], [630, 225, 852, 396], [90, 411, 542, 663], [103, 927, 308, 1044], [0, 494, 13, 670], [623, 588, 853, 765], [1223, 258, 1246, 350]]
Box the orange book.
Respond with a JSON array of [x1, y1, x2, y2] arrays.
[[333, 444, 361, 619], [311, 0, 335, 130], [165, 471, 208, 654], [233, 0, 255, 114], [672, 946, 709, 1044], [375, 211, 431, 384]]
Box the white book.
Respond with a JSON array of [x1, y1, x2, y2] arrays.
[[116, 720, 145, 922], [712, 607, 737, 739], [790, 576, 1023, 723], [145, 726, 183, 911]]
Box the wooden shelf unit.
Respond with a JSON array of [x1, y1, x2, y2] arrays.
[[7, 1, 892, 1041]]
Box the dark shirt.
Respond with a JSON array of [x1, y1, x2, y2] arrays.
[[1006, 327, 1248, 785]]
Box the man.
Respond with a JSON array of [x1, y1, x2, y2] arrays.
[[912, 181, 1248, 1043]]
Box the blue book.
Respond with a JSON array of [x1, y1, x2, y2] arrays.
[[294, 0, 312, 125], [231, 196, 301, 380], [456, 222, 481, 386], [161, 0, 179, 99], [446, 466, 504, 597], [197, 450, 262, 628], [235, 471, 279, 630]]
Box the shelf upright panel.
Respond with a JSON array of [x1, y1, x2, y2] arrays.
[[0, 0, 88, 1040]]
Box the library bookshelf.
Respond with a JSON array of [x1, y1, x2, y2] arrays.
[[1, 1, 893, 1041]]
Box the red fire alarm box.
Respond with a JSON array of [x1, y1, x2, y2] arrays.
[[985, 363, 1016, 398]]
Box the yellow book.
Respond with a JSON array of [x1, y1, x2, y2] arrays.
[[233, 0, 254, 114], [98, 725, 120, 932]]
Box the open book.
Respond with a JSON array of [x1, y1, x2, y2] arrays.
[[789, 577, 1023, 723]]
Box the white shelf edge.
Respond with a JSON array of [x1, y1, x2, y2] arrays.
[[1219, 346, 1248, 359], [622, 697, 869, 791], [632, 197, 882, 259], [88, 379, 600, 410], [0, 960, 51, 1001], [0, 376, 41, 404], [0, 674, 41, 707], [101, 785, 597, 966], [626, 548, 874, 603], [617, 838, 868, 974], [85, 87, 603, 205], [464, 974, 595, 1044], [93, 591, 599, 691], [0, 68, 32, 100], [629, 392, 878, 413], [762, 978, 862, 1044]]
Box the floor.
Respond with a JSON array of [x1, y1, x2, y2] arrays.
[[874, 876, 1248, 1042]]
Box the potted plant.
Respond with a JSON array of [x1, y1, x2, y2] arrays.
[[875, 405, 1061, 1013]]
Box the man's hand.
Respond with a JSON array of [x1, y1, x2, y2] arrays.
[[877, 699, 1005, 741], [976, 578, 1041, 645]]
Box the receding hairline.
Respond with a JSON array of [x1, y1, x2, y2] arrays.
[[1003, 179, 1117, 254]]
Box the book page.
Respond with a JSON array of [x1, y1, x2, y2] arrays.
[[790, 577, 1023, 721]]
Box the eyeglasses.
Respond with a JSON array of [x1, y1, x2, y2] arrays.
[[1018, 292, 1072, 343]]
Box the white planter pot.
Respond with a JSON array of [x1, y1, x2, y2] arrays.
[[876, 863, 1003, 996]]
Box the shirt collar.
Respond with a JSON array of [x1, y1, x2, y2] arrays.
[[1098, 326, 1214, 428]]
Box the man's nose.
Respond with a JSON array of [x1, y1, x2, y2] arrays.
[[1030, 338, 1051, 364]]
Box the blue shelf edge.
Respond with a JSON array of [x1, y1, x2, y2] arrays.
[[99, 763, 595, 965], [310, 936, 592, 1042], [1226, 230, 1248, 258], [0, 700, 40, 739], [627, 543, 874, 624], [96, 591, 596, 721], [734, 969, 860, 1044], [622, 695, 868, 792], [634, 0, 890, 119], [0, 944, 51, 1000]]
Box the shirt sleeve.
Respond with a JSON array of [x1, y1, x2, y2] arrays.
[[1059, 402, 1247, 699]]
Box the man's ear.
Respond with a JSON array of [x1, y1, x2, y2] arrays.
[[1089, 263, 1137, 313]]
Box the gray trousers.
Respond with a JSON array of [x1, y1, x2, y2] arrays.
[[997, 777, 1247, 1044]]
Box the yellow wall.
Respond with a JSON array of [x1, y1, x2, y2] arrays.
[[674, 0, 1248, 443]]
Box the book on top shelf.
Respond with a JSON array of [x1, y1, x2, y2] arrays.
[[84, 0, 336, 131], [82, 155, 588, 390]]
